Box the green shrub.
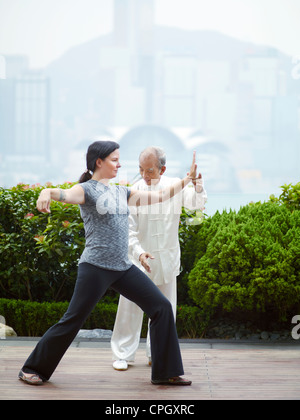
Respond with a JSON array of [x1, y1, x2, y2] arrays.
[[177, 207, 206, 305], [2, 181, 299, 337], [0, 182, 85, 301], [176, 305, 208, 338], [188, 201, 300, 324], [269, 182, 300, 211], [0, 298, 206, 338], [0, 182, 202, 305], [0, 298, 118, 337]]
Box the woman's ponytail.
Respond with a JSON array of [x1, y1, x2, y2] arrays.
[[79, 169, 93, 184]]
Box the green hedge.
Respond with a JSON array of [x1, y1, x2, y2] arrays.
[[269, 182, 300, 212], [0, 298, 117, 337], [0, 181, 207, 338], [1, 181, 299, 337], [188, 200, 300, 324], [0, 182, 84, 302], [0, 298, 205, 338], [0, 182, 203, 304], [0, 181, 204, 305]]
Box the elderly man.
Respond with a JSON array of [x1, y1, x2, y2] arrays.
[[111, 146, 207, 370]]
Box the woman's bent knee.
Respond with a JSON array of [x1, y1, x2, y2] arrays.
[[150, 297, 174, 322]]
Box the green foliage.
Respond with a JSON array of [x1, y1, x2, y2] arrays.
[[1, 181, 300, 337], [176, 305, 208, 338], [0, 298, 117, 337], [188, 201, 300, 323], [177, 208, 205, 305], [0, 182, 206, 305], [0, 182, 85, 301], [0, 297, 206, 338], [269, 182, 300, 211]]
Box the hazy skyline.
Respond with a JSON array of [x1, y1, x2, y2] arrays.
[[0, 0, 299, 205], [1, 0, 300, 69]]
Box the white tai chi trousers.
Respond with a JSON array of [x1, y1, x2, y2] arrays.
[[111, 279, 177, 362]]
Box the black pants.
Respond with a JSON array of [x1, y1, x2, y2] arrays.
[[22, 263, 184, 381]]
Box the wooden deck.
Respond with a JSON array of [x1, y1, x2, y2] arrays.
[[1, 341, 300, 400]]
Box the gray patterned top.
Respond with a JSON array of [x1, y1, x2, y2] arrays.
[[78, 180, 133, 271]]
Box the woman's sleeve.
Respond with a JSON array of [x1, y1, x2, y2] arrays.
[[79, 182, 92, 205]]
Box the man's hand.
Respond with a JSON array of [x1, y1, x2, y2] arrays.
[[139, 252, 155, 273], [193, 173, 204, 193], [187, 151, 197, 180]]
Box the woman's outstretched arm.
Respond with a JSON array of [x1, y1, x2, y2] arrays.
[[36, 184, 85, 213]]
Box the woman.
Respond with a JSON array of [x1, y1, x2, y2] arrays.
[[18, 140, 196, 386]]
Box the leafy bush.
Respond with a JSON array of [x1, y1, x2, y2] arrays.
[[176, 305, 207, 338], [0, 182, 205, 305], [0, 298, 118, 337], [0, 182, 85, 301], [177, 207, 205, 305], [269, 182, 300, 211], [2, 181, 299, 337], [188, 201, 300, 324], [0, 298, 207, 338]]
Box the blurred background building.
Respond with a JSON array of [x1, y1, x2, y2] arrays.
[[0, 0, 299, 214]]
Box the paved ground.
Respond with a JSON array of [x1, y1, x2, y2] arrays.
[[1, 338, 300, 401]]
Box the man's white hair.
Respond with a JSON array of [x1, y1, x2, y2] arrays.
[[139, 146, 166, 169]]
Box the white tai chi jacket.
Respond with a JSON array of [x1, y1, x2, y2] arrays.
[[128, 176, 207, 286]]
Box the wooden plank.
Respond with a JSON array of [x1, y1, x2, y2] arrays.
[[0, 345, 300, 400]]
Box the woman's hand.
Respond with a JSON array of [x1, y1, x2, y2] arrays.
[[37, 189, 52, 213]]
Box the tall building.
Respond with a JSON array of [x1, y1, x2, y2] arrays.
[[0, 70, 50, 158], [14, 73, 50, 157], [114, 0, 154, 54], [0, 56, 50, 186], [160, 54, 197, 127], [113, 0, 155, 121]]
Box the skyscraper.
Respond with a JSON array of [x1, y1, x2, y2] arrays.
[[0, 57, 50, 186]]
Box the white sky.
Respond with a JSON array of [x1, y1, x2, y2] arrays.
[[0, 0, 300, 68]]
